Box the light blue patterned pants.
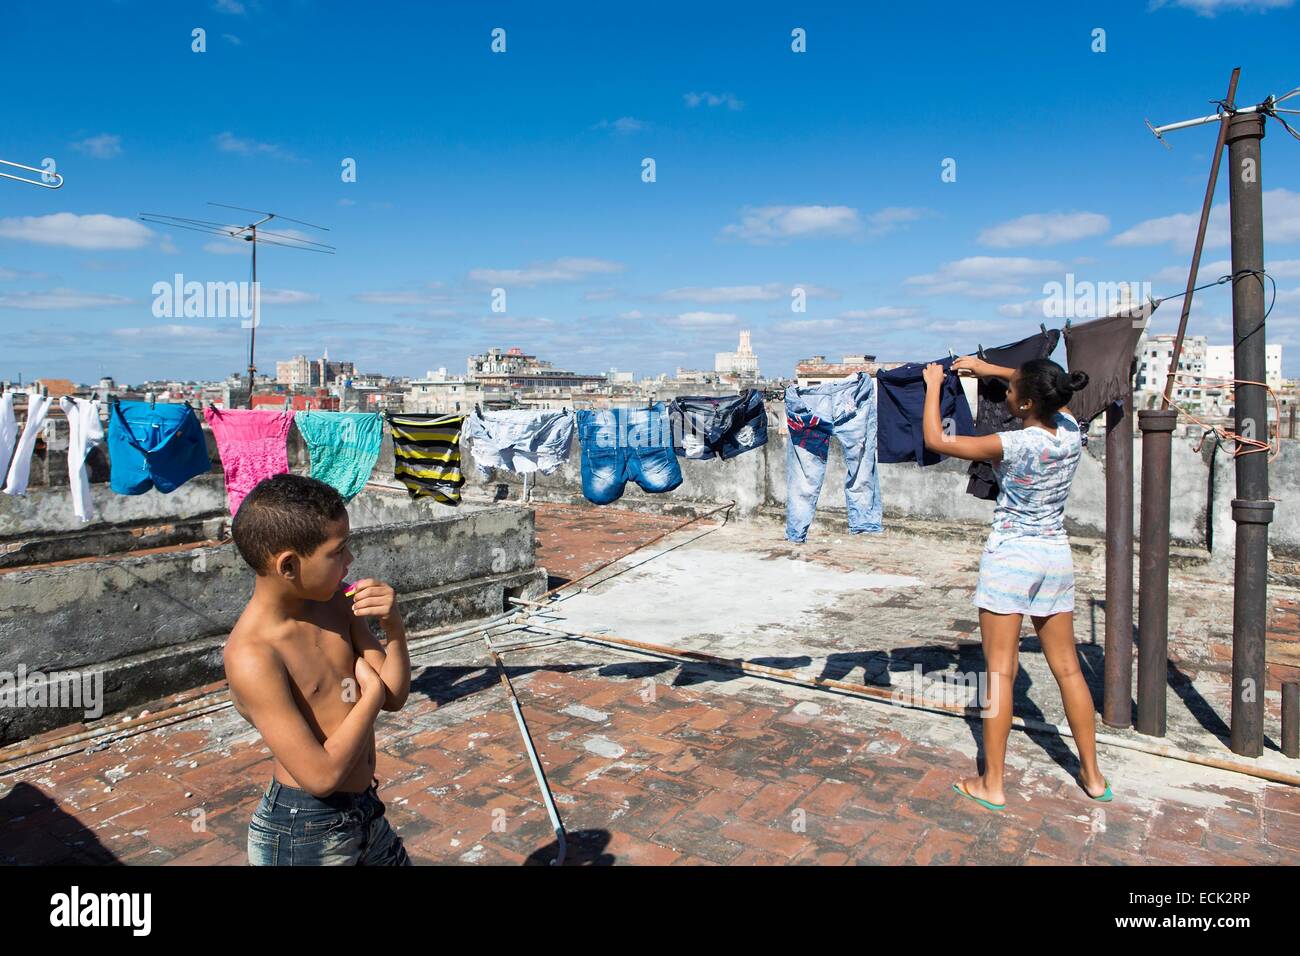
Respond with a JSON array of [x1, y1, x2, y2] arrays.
[[784, 373, 883, 543]]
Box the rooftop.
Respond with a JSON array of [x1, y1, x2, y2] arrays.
[[1, 502, 1297, 865]]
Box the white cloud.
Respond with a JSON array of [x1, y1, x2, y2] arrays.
[[214, 0, 246, 13], [978, 211, 1110, 247], [1111, 189, 1300, 251], [1149, 0, 1294, 15], [214, 131, 300, 162], [204, 240, 247, 255], [111, 324, 234, 341], [72, 134, 123, 159], [0, 213, 155, 250], [1266, 259, 1300, 278], [773, 318, 846, 334], [618, 310, 645, 319], [467, 257, 624, 286], [906, 256, 1065, 298], [684, 91, 743, 110], [0, 288, 134, 310], [996, 298, 1054, 320], [223, 33, 242, 45], [259, 289, 319, 306], [657, 282, 839, 303], [837, 306, 921, 321], [670, 311, 737, 327], [593, 117, 646, 134], [353, 290, 446, 305], [865, 207, 931, 236], [0, 267, 49, 281], [721, 205, 862, 243]]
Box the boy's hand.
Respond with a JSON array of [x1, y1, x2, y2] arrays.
[[354, 656, 385, 702], [345, 579, 403, 634]]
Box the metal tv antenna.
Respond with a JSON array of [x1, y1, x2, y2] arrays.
[[139, 203, 335, 408], [1, 157, 64, 188]]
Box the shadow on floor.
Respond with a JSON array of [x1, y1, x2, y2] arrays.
[[0, 782, 121, 865], [526, 828, 615, 866]]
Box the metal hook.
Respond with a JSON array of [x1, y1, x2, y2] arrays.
[[0, 158, 64, 189]]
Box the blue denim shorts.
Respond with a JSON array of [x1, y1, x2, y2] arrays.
[[576, 405, 683, 505], [247, 778, 412, 866]]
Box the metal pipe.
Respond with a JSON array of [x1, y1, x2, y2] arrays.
[[507, 597, 1300, 787], [1226, 111, 1273, 759], [483, 634, 566, 865], [1283, 682, 1299, 759], [1103, 393, 1135, 728], [1137, 409, 1178, 736]]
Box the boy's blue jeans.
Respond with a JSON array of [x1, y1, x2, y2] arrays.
[[247, 778, 412, 866]]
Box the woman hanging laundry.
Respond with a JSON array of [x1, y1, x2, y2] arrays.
[[920, 356, 1111, 811]]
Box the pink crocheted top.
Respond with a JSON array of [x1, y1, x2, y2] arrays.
[[204, 407, 296, 517]]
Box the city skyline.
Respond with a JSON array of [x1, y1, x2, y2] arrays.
[[3, 1, 1300, 386]]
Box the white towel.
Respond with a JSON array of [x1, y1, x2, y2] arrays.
[[0, 392, 18, 492], [59, 396, 105, 522], [2, 392, 52, 496]]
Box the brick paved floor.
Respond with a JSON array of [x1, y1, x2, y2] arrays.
[[2, 502, 1298, 865]]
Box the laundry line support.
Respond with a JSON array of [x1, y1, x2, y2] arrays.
[[1225, 110, 1273, 758]]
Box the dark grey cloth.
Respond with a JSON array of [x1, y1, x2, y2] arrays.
[[966, 328, 1061, 500], [1063, 303, 1155, 428]]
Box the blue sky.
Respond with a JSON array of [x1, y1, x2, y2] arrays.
[[2, 0, 1299, 386]]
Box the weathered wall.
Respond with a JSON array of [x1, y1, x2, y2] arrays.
[[0, 499, 545, 744]]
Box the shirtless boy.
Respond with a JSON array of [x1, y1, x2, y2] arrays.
[[223, 473, 413, 865]]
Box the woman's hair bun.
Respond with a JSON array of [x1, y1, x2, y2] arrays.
[[1067, 370, 1090, 393]]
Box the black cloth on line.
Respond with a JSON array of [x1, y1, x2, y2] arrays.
[[965, 328, 1061, 501]]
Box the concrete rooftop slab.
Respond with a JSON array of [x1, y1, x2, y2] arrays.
[[1, 501, 1298, 865]]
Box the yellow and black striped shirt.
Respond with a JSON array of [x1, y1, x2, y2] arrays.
[[386, 412, 466, 504]]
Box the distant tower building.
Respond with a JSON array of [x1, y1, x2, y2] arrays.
[[715, 330, 760, 379]]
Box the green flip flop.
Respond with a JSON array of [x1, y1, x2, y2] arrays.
[[1081, 777, 1114, 802], [952, 782, 1005, 812]]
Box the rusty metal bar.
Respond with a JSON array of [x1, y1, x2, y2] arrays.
[[1283, 682, 1299, 759], [1161, 68, 1239, 410], [483, 632, 567, 865], [1137, 409, 1178, 736]]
